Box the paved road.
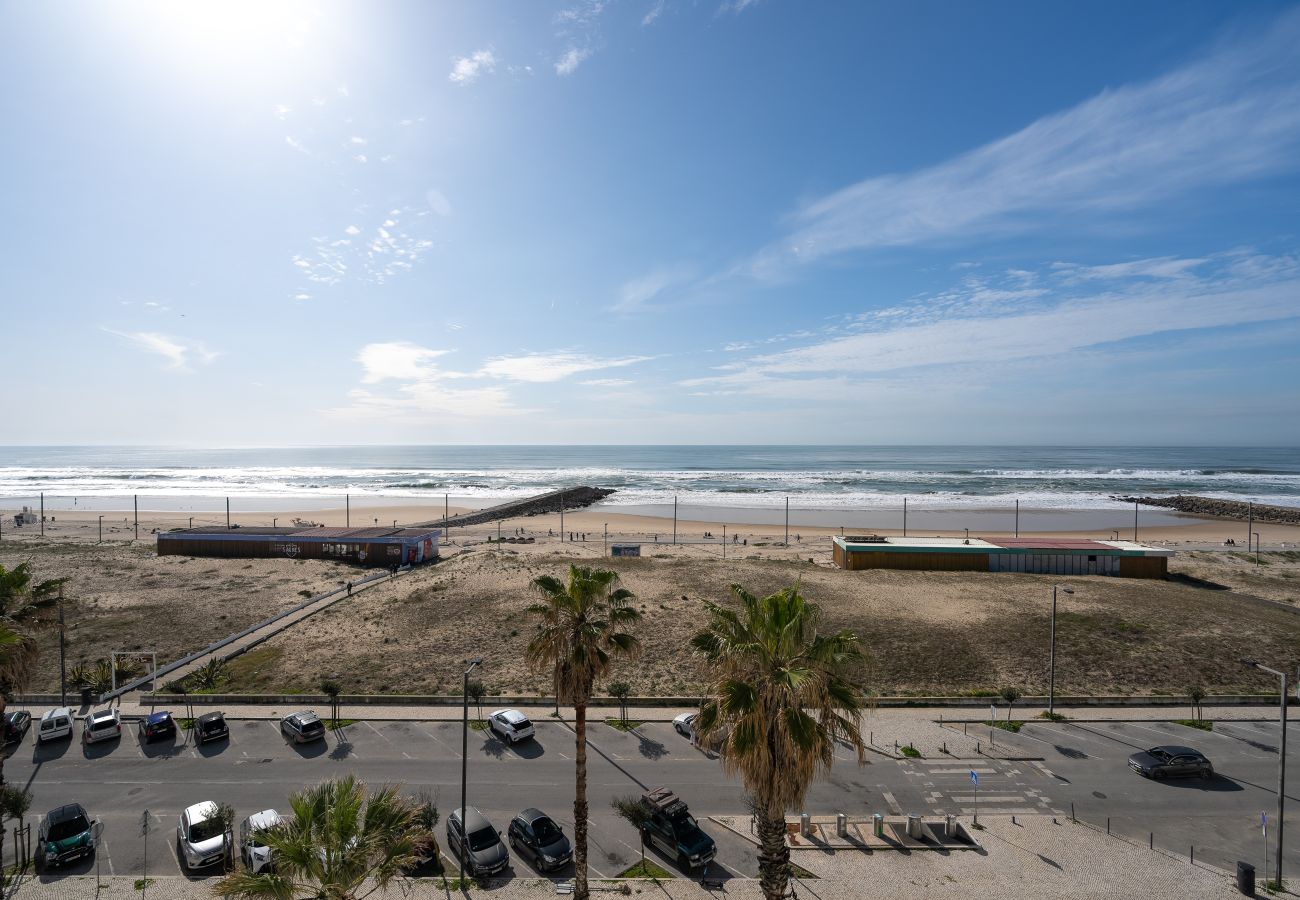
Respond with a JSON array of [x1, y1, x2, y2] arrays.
[[3, 714, 1294, 886]]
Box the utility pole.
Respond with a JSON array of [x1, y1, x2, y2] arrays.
[[58, 585, 67, 706], [722, 524, 726, 560], [1015, 499, 1019, 538], [40, 492, 44, 537], [603, 523, 607, 557], [1133, 499, 1138, 542], [1241, 659, 1287, 890], [134, 494, 139, 541], [560, 493, 565, 542], [1049, 585, 1073, 717], [444, 493, 449, 545], [98, 515, 103, 543], [672, 495, 677, 545], [459, 657, 484, 884], [1248, 501, 1253, 554], [784, 496, 789, 545], [346, 494, 350, 528], [903, 497, 908, 537], [225, 496, 230, 530]]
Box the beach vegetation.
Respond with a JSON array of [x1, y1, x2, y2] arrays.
[[214, 775, 429, 899], [690, 582, 866, 900], [190, 658, 229, 692], [527, 565, 641, 900]]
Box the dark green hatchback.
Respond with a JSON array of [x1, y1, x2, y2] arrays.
[[40, 803, 97, 868]]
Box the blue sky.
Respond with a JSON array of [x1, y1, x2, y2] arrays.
[[3, 1, 1299, 445]]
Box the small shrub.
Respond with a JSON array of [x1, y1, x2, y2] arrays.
[[899, 744, 921, 758], [1173, 719, 1213, 732]]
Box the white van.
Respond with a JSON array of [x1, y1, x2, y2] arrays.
[[38, 707, 73, 743]]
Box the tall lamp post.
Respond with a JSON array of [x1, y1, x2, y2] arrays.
[[459, 656, 484, 883], [1048, 585, 1074, 717], [1242, 658, 1287, 889], [58, 585, 67, 706]]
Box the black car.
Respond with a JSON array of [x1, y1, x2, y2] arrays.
[[194, 712, 229, 745], [508, 808, 572, 873], [639, 788, 716, 872], [139, 711, 177, 743], [1127, 745, 1213, 779], [4, 710, 31, 743]]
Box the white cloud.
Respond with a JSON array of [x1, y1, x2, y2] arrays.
[[284, 136, 308, 154], [426, 189, 453, 217], [555, 47, 592, 76], [103, 329, 219, 371], [642, 0, 664, 26], [349, 136, 367, 145], [273, 104, 291, 119], [481, 352, 650, 382], [581, 378, 634, 387], [344, 225, 361, 236], [613, 265, 694, 312], [746, 11, 1300, 277], [449, 49, 497, 85], [294, 293, 311, 301], [356, 342, 451, 384], [718, 0, 759, 13]]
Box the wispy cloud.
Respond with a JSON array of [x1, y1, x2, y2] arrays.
[[330, 342, 519, 421], [481, 352, 650, 382], [580, 377, 635, 387], [103, 329, 219, 371], [449, 49, 497, 85], [642, 0, 665, 26], [555, 47, 592, 76], [292, 208, 436, 287], [745, 11, 1300, 278], [718, 0, 759, 13], [685, 251, 1300, 398], [613, 265, 694, 312]]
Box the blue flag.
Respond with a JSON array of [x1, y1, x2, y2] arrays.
[[970, 770, 979, 786]]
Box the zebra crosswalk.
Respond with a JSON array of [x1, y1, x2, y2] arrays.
[[899, 758, 1063, 816]]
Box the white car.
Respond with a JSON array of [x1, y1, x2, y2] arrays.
[[37, 707, 73, 743], [488, 709, 535, 744], [177, 802, 226, 871], [82, 709, 122, 745], [239, 809, 283, 874], [672, 712, 698, 738]]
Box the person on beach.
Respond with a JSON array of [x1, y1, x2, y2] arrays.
[[347, 581, 352, 596]]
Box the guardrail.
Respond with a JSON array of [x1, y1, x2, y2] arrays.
[[98, 568, 399, 702]]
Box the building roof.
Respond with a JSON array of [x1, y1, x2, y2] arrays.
[[833, 535, 1173, 557]]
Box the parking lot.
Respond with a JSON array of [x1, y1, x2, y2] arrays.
[[4, 709, 1295, 886]]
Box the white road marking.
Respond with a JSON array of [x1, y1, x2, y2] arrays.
[[364, 722, 392, 743], [880, 789, 901, 814]]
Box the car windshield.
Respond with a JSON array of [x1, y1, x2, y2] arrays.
[[249, 832, 268, 849], [1146, 748, 1171, 761], [669, 812, 699, 830], [468, 825, 499, 851], [91, 717, 113, 729], [511, 717, 532, 729], [532, 818, 562, 843], [300, 719, 323, 733], [47, 815, 89, 842], [201, 719, 223, 732], [189, 818, 223, 843]]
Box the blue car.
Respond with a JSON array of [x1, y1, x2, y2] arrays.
[[139, 711, 177, 743]]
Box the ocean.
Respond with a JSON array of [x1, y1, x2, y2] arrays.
[[0, 446, 1297, 513]]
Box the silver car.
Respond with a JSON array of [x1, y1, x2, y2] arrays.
[[82, 709, 122, 745], [448, 806, 508, 877], [280, 711, 326, 744]]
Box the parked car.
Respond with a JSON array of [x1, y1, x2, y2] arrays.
[[639, 788, 716, 872], [447, 806, 509, 877], [38, 803, 97, 869], [4, 710, 31, 743], [195, 711, 229, 745], [672, 712, 697, 738], [1127, 745, 1213, 779], [488, 709, 535, 744], [281, 711, 326, 744], [239, 809, 283, 874], [508, 808, 572, 873], [177, 801, 227, 871], [139, 711, 177, 743], [82, 709, 122, 745], [37, 707, 73, 744]]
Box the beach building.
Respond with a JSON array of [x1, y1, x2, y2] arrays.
[[157, 526, 440, 567], [831, 535, 1172, 579]]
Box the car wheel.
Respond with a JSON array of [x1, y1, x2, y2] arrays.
[[1152, 769, 1164, 779], [1202, 766, 1213, 778], [677, 853, 690, 872]]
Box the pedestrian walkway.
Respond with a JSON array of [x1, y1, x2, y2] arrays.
[[900, 758, 1063, 817]]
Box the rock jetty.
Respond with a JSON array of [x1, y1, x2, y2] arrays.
[[416, 486, 616, 529], [1118, 495, 1300, 525]]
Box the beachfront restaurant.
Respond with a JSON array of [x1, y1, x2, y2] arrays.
[[831, 535, 1172, 579], [157, 525, 440, 567]]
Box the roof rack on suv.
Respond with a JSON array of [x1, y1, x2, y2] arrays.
[[642, 787, 690, 818]]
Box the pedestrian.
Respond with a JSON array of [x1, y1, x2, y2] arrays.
[[346, 581, 353, 596]]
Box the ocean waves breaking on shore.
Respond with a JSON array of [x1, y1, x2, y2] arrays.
[[1, 446, 1298, 511]]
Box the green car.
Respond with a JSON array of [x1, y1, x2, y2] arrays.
[[39, 804, 98, 868]]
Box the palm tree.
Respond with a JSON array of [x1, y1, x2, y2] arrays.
[[214, 775, 429, 899], [0, 626, 39, 787], [190, 658, 228, 692], [0, 563, 64, 621], [526, 565, 641, 900], [319, 678, 342, 726], [691, 582, 868, 900]]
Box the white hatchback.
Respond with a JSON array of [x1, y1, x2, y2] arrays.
[[82, 709, 122, 744], [239, 809, 283, 874], [488, 709, 535, 743], [177, 802, 226, 871]]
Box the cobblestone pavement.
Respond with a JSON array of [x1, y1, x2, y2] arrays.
[[2, 817, 1273, 899]]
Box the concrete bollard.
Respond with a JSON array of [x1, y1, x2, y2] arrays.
[[945, 814, 956, 838], [836, 813, 847, 837], [873, 813, 884, 838], [800, 813, 811, 837], [906, 815, 922, 839]]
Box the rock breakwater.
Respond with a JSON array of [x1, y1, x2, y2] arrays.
[[416, 486, 616, 529], [1118, 495, 1300, 524]]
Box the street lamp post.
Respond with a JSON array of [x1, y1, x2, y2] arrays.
[[459, 656, 484, 883], [1255, 532, 1262, 565], [1049, 586, 1074, 717], [98, 515, 104, 543], [58, 585, 67, 706], [1242, 658, 1287, 889]]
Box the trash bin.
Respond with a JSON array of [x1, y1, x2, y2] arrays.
[[872, 813, 884, 838], [835, 813, 847, 837], [799, 812, 810, 836], [906, 815, 922, 839], [1236, 861, 1255, 896]]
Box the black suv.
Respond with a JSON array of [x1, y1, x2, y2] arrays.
[[508, 808, 572, 873], [195, 711, 229, 745], [639, 788, 716, 872]]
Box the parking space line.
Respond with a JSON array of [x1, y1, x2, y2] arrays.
[[415, 724, 461, 759], [364, 722, 392, 743]]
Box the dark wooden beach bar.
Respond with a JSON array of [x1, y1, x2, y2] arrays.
[[157, 525, 440, 567]]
